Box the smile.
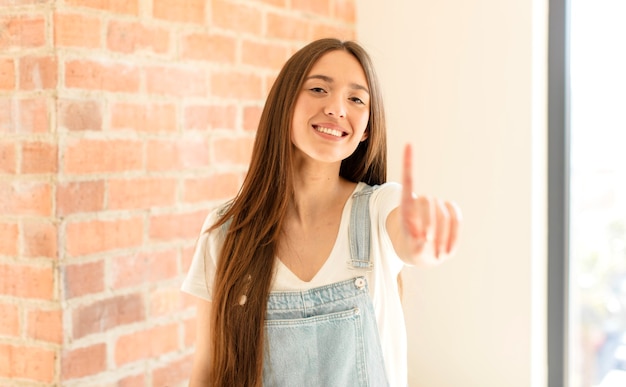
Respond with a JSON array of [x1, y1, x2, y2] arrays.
[[314, 126, 346, 137]]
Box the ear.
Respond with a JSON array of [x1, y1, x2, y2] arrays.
[[360, 129, 369, 142]]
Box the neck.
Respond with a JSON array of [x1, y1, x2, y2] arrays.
[[288, 158, 354, 224]]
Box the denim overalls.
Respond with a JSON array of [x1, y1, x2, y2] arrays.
[[262, 186, 390, 386]]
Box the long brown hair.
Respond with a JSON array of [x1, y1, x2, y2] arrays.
[[208, 38, 388, 386]]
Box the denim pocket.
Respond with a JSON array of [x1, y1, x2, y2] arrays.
[[263, 308, 368, 387]]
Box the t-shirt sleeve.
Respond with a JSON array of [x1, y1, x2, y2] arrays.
[[371, 182, 402, 220], [370, 182, 405, 272], [181, 209, 223, 301]]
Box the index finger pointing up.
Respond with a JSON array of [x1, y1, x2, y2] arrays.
[[402, 143, 414, 198]]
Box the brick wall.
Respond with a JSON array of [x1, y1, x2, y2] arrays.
[[0, 0, 355, 385]]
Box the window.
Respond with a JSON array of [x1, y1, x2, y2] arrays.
[[549, 1, 626, 386]]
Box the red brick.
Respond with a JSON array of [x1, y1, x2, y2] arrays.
[[153, 0, 205, 23], [0, 181, 52, 216], [150, 287, 184, 317], [22, 220, 57, 258], [111, 249, 178, 288], [0, 303, 19, 336], [65, 217, 143, 257], [243, 105, 262, 132], [311, 22, 354, 41], [149, 210, 206, 241], [59, 99, 102, 132], [0, 222, 18, 256], [0, 0, 53, 5], [65, 60, 140, 93], [21, 141, 58, 174], [0, 59, 15, 90], [27, 308, 62, 344], [65, 0, 139, 15], [333, 0, 356, 23], [256, 0, 285, 6], [19, 98, 49, 133], [183, 316, 195, 347], [63, 138, 142, 174], [72, 293, 144, 339], [61, 343, 106, 380], [118, 374, 145, 387], [146, 138, 208, 171], [183, 104, 236, 131], [242, 40, 290, 70], [115, 323, 178, 365], [267, 13, 312, 41], [211, 136, 254, 166], [0, 16, 45, 49], [107, 20, 169, 54], [56, 180, 105, 216], [265, 73, 278, 95], [108, 178, 177, 210], [63, 260, 105, 298], [0, 263, 54, 300], [110, 102, 176, 132], [19, 56, 57, 90], [292, 0, 331, 16], [180, 32, 236, 63], [54, 12, 101, 48], [182, 172, 240, 203], [0, 141, 16, 173], [145, 65, 207, 97], [210, 71, 263, 100], [181, 245, 195, 276], [152, 355, 193, 387], [0, 343, 55, 382], [0, 98, 12, 132], [211, 0, 262, 35]]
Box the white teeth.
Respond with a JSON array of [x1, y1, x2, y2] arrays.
[[315, 126, 343, 137]]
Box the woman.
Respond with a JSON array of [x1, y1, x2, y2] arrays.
[[182, 38, 461, 386]]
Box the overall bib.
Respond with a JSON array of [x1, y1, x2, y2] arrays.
[[262, 186, 389, 386]]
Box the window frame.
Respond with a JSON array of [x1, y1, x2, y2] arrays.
[[547, 0, 570, 385]]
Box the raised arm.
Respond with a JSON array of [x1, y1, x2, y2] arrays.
[[386, 144, 462, 266]]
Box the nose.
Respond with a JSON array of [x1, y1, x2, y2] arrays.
[[323, 95, 346, 118]]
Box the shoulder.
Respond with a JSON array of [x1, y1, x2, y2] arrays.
[[354, 181, 401, 196], [368, 182, 402, 216], [194, 202, 234, 262], [349, 182, 401, 224], [199, 201, 232, 233], [373, 182, 402, 196], [181, 204, 230, 301]]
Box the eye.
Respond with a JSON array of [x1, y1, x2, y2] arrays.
[[309, 87, 327, 93], [350, 97, 366, 105]]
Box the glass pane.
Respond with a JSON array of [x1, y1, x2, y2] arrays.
[[569, 1, 626, 386]]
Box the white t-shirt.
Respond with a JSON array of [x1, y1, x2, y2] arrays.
[[182, 182, 407, 387]]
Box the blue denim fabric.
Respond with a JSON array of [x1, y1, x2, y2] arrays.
[[263, 185, 389, 386], [349, 186, 377, 270]]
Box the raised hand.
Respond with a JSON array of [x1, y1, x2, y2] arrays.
[[389, 144, 461, 265]]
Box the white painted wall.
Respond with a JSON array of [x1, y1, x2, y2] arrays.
[[356, 1, 548, 386]]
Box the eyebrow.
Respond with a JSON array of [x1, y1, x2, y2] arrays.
[[305, 74, 370, 94]]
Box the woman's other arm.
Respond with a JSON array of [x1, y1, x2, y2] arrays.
[[188, 298, 213, 386]]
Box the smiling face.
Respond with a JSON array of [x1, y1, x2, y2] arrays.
[[290, 50, 371, 165]]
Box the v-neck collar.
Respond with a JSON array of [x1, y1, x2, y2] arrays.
[[274, 182, 366, 285]]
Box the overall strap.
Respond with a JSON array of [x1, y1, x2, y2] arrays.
[[348, 184, 379, 270]]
